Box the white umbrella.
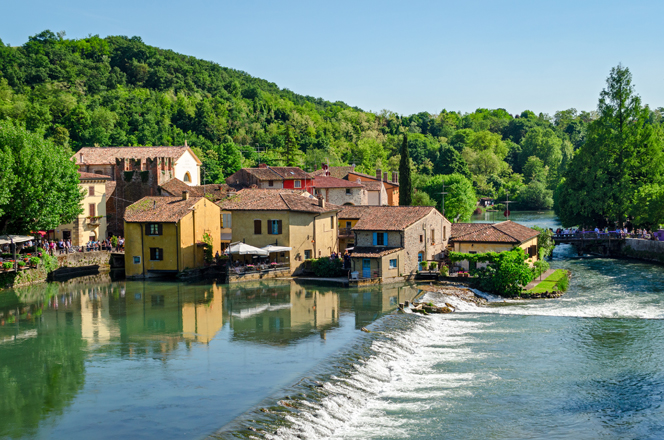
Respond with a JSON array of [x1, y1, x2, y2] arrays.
[[261, 245, 292, 253], [0, 235, 34, 245], [226, 242, 269, 256]]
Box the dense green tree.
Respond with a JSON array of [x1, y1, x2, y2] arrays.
[[399, 134, 412, 206], [0, 121, 83, 233], [517, 180, 554, 210], [522, 156, 548, 183], [422, 173, 477, 221], [433, 144, 470, 177], [557, 65, 664, 227]]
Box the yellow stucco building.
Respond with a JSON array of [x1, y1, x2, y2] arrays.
[[124, 191, 221, 277], [449, 221, 540, 270], [217, 189, 339, 274], [54, 171, 110, 245]]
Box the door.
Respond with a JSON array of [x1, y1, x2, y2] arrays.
[[362, 259, 371, 278], [418, 253, 424, 270]]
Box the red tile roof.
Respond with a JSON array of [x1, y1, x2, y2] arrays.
[[348, 171, 399, 187], [450, 221, 539, 244], [351, 206, 438, 231], [73, 146, 200, 165], [313, 176, 364, 188], [311, 166, 356, 179], [78, 171, 110, 180], [351, 247, 403, 258], [218, 189, 338, 213], [124, 196, 204, 223], [360, 180, 384, 191], [338, 206, 373, 220], [160, 178, 230, 201], [238, 166, 312, 181]]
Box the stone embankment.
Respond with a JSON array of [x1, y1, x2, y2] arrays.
[[620, 238, 664, 264]]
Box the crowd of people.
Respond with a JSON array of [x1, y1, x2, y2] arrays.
[[554, 227, 658, 240], [329, 251, 352, 269]]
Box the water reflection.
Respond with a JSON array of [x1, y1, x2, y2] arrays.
[[0, 276, 421, 440]]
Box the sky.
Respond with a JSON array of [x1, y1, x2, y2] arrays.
[[3, 0, 664, 117]]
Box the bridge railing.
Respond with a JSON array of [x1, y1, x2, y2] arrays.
[[554, 231, 645, 240]]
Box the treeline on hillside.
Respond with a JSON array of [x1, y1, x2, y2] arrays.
[[1, 31, 663, 225]]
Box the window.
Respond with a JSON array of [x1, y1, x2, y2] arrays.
[[254, 219, 262, 234], [268, 180, 274, 187], [294, 180, 301, 188], [420, 235, 423, 243], [389, 259, 397, 269], [184, 172, 191, 183], [345, 221, 352, 228], [431, 229, 435, 243], [149, 248, 163, 261], [88, 186, 95, 196], [268, 219, 282, 235], [373, 232, 387, 246], [346, 188, 351, 195], [146, 223, 162, 236], [89, 204, 96, 216], [443, 226, 447, 240], [222, 213, 232, 228], [133, 256, 141, 264], [330, 216, 334, 229], [304, 249, 312, 259]]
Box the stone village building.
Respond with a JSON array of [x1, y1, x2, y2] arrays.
[[54, 171, 110, 246], [217, 189, 339, 274], [72, 144, 202, 236], [343, 206, 451, 282], [225, 165, 315, 193], [124, 191, 221, 278], [311, 176, 367, 206], [312, 164, 400, 206], [449, 221, 540, 271]]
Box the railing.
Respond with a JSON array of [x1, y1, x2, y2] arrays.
[[230, 263, 290, 275], [554, 231, 651, 240], [338, 227, 353, 237]]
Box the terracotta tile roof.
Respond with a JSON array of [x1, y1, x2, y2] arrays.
[[313, 176, 364, 189], [78, 171, 110, 180], [105, 181, 116, 197], [348, 171, 399, 187], [338, 206, 373, 220], [238, 166, 312, 181], [124, 196, 203, 223], [351, 247, 403, 258], [160, 178, 230, 201], [217, 189, 339, 213], [311, 166, 356, 179], [450, 221, 539, 244], [73, 146, 198, 165], [241, 168, 283, 181], [352, 206, 438, 231], [360, 180, 384, 191]]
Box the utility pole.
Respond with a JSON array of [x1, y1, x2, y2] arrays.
[[504, 191, 513, 221], [439, 182, 448, 218]]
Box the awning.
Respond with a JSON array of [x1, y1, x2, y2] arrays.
[[0, 235, 35, 245], [221, 233, 232, 242], [261, 245, 292, 253], [226, 242, 269, 256]]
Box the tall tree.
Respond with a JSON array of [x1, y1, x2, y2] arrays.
[[422, 173, 477, 222], [399, 134, 412, 205], [283, 125, 299, 166], [557, 65, 664, 227]]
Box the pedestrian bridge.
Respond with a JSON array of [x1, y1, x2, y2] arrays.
[[553, 232, 625, 245]]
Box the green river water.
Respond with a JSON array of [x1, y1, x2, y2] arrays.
[[2, 211, 664, 439]]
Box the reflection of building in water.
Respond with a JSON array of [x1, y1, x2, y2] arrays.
[[225, 281, 339, 346], [344, 284, 420, 329], [109, 281, 225, 355], [80, 287, 118, 345]]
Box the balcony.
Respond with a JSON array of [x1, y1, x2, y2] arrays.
[[338, 227, 353, 238], [87, 216, 103, 225]]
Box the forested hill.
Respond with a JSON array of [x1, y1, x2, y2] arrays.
[[1, 30, 644, 219]]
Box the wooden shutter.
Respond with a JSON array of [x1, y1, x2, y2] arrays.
[[383, 233, 387, 245], [89, 186, 95, 196], [254, 219, 262, 234], [158, 224, 163, 235], [277, 220, 283, 234], [89, 204, 95, 216], [373, 232, 377, 245]]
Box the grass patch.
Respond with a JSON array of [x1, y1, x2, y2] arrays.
[[526, 269, 568, 294]]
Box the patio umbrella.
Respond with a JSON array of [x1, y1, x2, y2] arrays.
[[226, 242, 269, 256], [261, 245, 292, 253]]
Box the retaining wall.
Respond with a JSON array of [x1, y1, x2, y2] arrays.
[[620, 239, 664, 264]]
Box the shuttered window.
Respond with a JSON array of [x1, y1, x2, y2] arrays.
[[372, 232, 388, 246], [88, 186, 95, 196], [268, 220, 282, 235], [146, 223, 163, 236], [89, 204, 96, 217], [254, 219, 262, 234], [222, 214, 232, 228], [149, 248, 163, 261]]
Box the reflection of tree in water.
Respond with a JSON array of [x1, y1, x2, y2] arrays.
[[0, 284, 86, 438]]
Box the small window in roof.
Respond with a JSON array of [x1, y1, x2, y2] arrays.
[[184, 172, 191, 183]]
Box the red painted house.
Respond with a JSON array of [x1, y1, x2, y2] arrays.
[[226, 165, 315, 193]]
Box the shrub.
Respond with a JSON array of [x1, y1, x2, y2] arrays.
[[202, 233, 213, 263], [30, 257, 41, 266], [429, 261, 438, 270], [2, 262, 12, 269], [17, 261, 26, 267], [111, 236, 118, 248], [440, 265, 449, 277], [311, 258, 344, 277], [555, 273, 569, 292], [41, 254, 58, 273]]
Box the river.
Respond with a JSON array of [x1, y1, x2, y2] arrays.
[[2, 211, 664, 439]]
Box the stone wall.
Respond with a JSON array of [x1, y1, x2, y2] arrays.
[[620, 238, 664, 264], [322, 187, 366, 206]]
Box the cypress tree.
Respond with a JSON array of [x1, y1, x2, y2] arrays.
[[399, 134, 412, 206]]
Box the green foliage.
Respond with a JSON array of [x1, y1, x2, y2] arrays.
[[110, 235, 118, 248], [202, 232, 213, 263], [29, 257, 41, 266], [2, 262, 12, 269], [532, 259, 550, 279], [411, 190, 436, 207], [0, 121, 83, 233], [399, 134, 412, 205], [311, 257, 344, 277], [557, 64, 664, 228], [40, 254, 58, 273], [532, 226, 555, 258], [422, 173, 477, 222], [517, 180, 554, 210], [17, 261, 25, 267]]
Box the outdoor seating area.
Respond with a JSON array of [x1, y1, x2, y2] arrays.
[[226, 242, 292, 277]]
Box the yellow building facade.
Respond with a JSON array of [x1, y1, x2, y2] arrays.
[[124, 193, 221, 277], [55, 171, 110, 245]]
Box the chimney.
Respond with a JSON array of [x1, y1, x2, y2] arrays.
[[393, 172, 398, 183], [184, 140, 188, 148], [376, 169, 382, 179], [258, 163, 268, 168], [383, 172, 388, 182], [79, 152, 84, 163], [182, 191, 189, 200], [317, 195, 326, 209]]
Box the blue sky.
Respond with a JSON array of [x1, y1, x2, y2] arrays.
[[3, 0, 663, 116]]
